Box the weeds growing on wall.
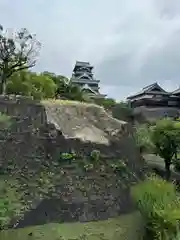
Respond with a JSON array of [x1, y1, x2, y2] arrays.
[[90, 150, 101, 162], [59, 152, 77, 164], [0, 179, 23, 229], [0, 112, 12, 129]]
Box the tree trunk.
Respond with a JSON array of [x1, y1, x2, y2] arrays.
[[174, 151, 177, 161], [0, 74, 6, 95], [165, 160, 171, 180], [2, 74, 6, 95]]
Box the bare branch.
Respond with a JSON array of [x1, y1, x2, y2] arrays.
[[0, 25, 41, 93], [0, 27, 41, 73]]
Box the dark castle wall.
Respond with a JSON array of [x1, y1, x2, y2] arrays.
[[0, 96, 144, 228]]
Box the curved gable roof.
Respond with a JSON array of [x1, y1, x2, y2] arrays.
[[127, 82, 167, 100], [171, 87, 180, 95]]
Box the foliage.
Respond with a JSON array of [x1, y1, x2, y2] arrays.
[[131, 175, 180, 239], [90, 150, 101, 162], [135, 124, 154, 153], [60, 152, 77, 164], [112, 101, 133, 122], [43, 72, 85, 101], [6, 70, 57, 99], [110, 160, 127, 174], [173, 159, 180, 172], [42, 72, 69, 98], [0, 179, 22, 229], [0, 213, 141, 240], [94, 98, 116, 110], [94, 98, 134, 122], [151, 119, 180, 179], [0, 112, 12, 128], [173, 153, 180, 172], [0, 24, 41, 94], [83, 163, 94, 172]]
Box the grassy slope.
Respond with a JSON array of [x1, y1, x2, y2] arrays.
[[1, 212, 143, 240]]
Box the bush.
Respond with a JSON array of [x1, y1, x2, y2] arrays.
[[0, 113, 12, 129], [6, 71, 57, 100], [0, 179, 22, 229], [59, 152, 76, 164], [135, 124, 155, 153], [110, 160, 127, 174], [112, 101, 133, 122], [151, 119, 180, 180], [131, 176, 180, 239], [90, 150, 100, 162]]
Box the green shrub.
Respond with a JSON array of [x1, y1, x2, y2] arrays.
[[0, 179, 22, 229], [131, 176, 180, 239], [59, 152, 76, 164], [151, 119, 180, 180], [0, 113, 12, 129], [90, 150, 100, 162], [110, 160, 127, 174], [83, 163, 94, 172], [135, 124, 154, 153]]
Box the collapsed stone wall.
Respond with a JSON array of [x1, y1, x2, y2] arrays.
[[0, 96, 145, 228]]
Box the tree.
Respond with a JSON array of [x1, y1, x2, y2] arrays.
[[30, 73, 57, 99], [43, 72, 84, 101], [94, 98, 116, 110], [42, 72, 69, 98], [0, 25, 41, 94], [6, 70, 32, 96], [135, 124, 154, 153], [6, 70, 57, 99], [112, 101, 133, 122], [151, 119, 180, 180]]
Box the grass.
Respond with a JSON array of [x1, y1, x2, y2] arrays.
[[0, 213, 143, 240]]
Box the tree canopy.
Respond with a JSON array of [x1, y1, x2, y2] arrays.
[[6, 71, 57, 99], [0, 25, 40, 93], [151, 119, 180, 179]]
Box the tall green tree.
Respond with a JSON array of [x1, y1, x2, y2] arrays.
[[30, 73, 57, 99], [151, 119, 180, 180], [0, 25, 41, 94], [6, 70, 57, 99], [43, 72, 84, 101], [112, 102, 133, 121], [6, 71, 31, 96], [43, 72, 70, 98]]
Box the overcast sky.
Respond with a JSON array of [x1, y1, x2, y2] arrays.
[[1, 0, 180, 100]]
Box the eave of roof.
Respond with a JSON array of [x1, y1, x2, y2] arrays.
[[73, 61, 93, 69], [171, 87, 180, 95], [127, 82, 167, 100], [127, 91, 169, 100]]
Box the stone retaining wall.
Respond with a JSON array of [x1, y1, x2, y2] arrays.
[[0, 96, 145, 228]]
